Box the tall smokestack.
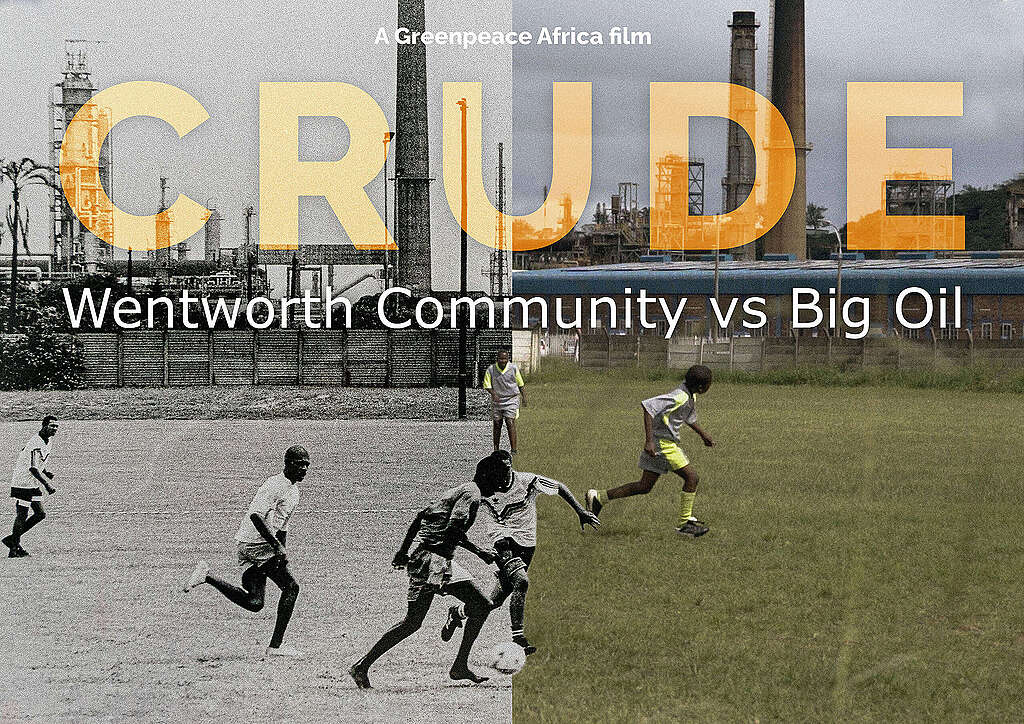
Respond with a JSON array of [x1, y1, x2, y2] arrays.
[[204, 208, 222, 262], [395, 0, 432, 294], [723, 11, 759, 260], [763, 0, 809, 259]]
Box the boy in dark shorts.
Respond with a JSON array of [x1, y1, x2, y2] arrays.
[[348, 454, 511, 689]]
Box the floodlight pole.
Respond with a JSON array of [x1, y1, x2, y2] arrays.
[[714, 222, 720, 339], [457, 98, 469, 420]]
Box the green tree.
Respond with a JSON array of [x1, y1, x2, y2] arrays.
[[806, 202, 828, 230], [1, 158, 54, 331]]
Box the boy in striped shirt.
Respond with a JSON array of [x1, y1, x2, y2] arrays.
[[440, 451, 600, 655]]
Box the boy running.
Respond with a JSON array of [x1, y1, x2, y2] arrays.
[[483, 349, 526, 454], [348, 454, 511, 689], [3, 416, 59, 558], [183, 445, 309, 658], [586, 365, 715, 537], [440, 450, 599, 655]]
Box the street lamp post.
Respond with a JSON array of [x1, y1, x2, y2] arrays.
[[457, 98, 469, 420], [712, 216, 730, 340], [809, 220, 845, 336], [382, 132, 394, 289], [825, 220, 843, 336]]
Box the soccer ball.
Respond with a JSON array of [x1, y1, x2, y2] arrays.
[[492, 642, 527, 675]]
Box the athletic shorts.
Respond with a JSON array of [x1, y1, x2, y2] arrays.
[[638, 439, 690, 474], [491, 401, 520, 421], [406, 547, 473, 601], [494, 542, 536, 592], [10, 486, 42, 508], [495, 539, 535, 570], [236, 541, 279, 572]]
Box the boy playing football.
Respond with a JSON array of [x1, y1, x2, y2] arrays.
[[440, 450, 600, 655], [3, 415, 59, 557], [348, 454, 510, 689], [587, 365, 715, 537], [183, 445, 309, 657]]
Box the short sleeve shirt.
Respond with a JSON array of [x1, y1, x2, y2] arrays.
[[12, 434, 51, 489], [641, 384, 697, 444], [480, 471, 559, 547], [416, 483, 482, 558], [236, 473, 300, 544]]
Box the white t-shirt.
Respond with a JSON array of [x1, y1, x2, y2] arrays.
[[12, 434, 51, 489], [235, 473, 300, 544], [480, 471, 560, 547]]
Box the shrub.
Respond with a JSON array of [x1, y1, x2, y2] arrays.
[[0, 329, 85, 390]]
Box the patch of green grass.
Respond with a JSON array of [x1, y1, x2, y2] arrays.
[[512, 374, 1024, 722], [529, 357, 1024, 394]]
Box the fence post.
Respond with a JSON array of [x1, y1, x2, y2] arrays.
[[793, 330, 799, 363], [342, 328, 350, 386], [699, 337, 705, 365], [825, 329, 832, 366], [760, 336, 766, 371], [966, 328, 974, 365], [930, 327, 938, 367], [385, 329, 393, 386], [429, 331, 439, 386], [297, 329, 304, 385], [473, 333, 481, 385], [252, 330, 259, 385], [729, 337, 735, 370], [116, 332, 124, 387], [208, 330, 215, 385], [162, 330, 169, 387], [861, 337, 867, 368]]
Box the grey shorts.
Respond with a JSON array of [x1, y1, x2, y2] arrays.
[[492, 401, 520, 421], [406, 547, 473, 601], [237, 541, 278, 572]]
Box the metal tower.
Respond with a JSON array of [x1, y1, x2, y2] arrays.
[[489, 143, 509, 298], [49, 40, 112, 272]]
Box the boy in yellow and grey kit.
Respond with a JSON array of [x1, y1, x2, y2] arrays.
[[587, 365, 715, 537], [483, 349, 526, 454]]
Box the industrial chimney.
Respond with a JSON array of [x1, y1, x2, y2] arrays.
[[723, 11, 759, 260], [762, 0, 809, 259], [394, 0, 432, 294]]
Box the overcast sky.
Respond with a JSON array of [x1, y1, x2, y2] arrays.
[[1, 0, 1021, 287]]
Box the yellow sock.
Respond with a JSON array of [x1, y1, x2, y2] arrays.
[[678, 491, 696, 526], [597, 490, 609, 505]]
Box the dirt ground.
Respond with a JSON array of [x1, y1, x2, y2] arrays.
[[0, 387, 492, 422], [0, 419, 512, 723]]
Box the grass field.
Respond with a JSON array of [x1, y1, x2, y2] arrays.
[[0, 419, 510, 723], [514, 369, 1024, 722], [3, 372, 1024, 722]]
